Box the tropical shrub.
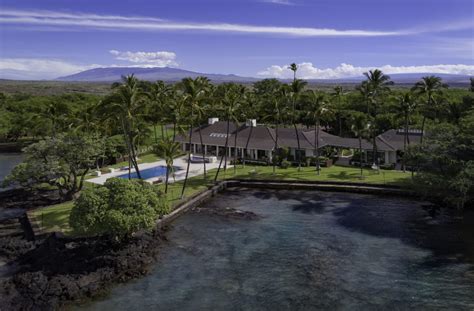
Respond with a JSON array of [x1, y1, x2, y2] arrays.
[[280, 160, 291, 169], [70, 178, 169, 239]]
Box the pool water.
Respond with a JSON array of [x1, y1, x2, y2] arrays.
[[79, 189, 474, 310], [117, 166, 178, 180]]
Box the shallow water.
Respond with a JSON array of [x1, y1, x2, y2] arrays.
[[79, 189, 474, 310]]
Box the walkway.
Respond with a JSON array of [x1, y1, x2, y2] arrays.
[[87, 156, 229, 185]]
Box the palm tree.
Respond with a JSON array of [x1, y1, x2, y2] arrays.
[[99, 75, 147, 179], [331, 86, 346, 135], [154, 138, 181, 194], [395, 92, 417, 172], [363, 69, 393, 168], [289, 63, 298, 82], [350, 112, 370, 178], [411, 76, 447, 144], [289, 78, 307, 171], [214, 83, 243, 182], [180, 76, 210, 198], [304, 90, 329, 175], [147, 81, 172, 143], [168, 91, 187, 142]]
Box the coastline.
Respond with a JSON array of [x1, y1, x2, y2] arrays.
[[0, 180, 439, 310]]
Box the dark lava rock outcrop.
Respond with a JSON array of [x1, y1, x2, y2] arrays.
[[0, 231, 166, 310]]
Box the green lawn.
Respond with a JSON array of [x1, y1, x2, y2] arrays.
[[32, 164, 412, 234]]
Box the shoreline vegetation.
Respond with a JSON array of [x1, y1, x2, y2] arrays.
[[31, 165, 411, 234]]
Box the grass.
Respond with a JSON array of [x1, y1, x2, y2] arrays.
[[32, 164, 412, 234]]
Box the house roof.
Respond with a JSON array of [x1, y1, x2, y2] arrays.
[[175, 121, 421, 152]]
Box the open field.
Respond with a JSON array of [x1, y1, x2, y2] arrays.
[[32, 164, 412, 234]]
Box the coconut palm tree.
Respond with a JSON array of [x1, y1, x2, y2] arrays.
[[264, 85, 288, 174], [363, 69, 393, 168], [146, 81, 172, 143], [289, 78, 307, 171], [214, 83, 243, 182], [154, 138, 181, 194], [350, 112, 370, 178], [411, 76, 447, 144], [303, 90, 329, 175], [99, 75, 147, 179], [331, 85, 346, 135], [180, 76, 210, 198], [395, 92, 417, 172]]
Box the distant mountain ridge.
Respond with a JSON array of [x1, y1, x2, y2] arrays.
[[56, 66, 472, 85], [56, 67, 258, 82]]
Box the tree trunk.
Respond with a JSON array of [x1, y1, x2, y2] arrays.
[[403, 113, 408, 173], [172, 123, 177, 142], [234, 122, 239, 175], [214, 119, 231, 182], [294, 123, 302, 172], [153, 124, 158, 144], [315, 120, 320, 175], [181, 113, 193, 199], [273, 122, 279, 175], [198, 123, 207, 179], [359, 136, 363, 178], [243, 125, 254, 167], [420, 116, 426, 145], [164, 164, 170, 194]]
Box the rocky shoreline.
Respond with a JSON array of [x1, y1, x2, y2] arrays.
[[0, 194, 261, 311], [0, 230, 167, 310]]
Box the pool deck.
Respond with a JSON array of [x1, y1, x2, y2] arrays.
[[87, 156, 229, 185]]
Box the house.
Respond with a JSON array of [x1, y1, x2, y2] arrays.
[[175, 118, 423, 166]]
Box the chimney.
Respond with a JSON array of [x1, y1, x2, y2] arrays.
[[208, 117, 219, 125], [246, 119, 257, 127]]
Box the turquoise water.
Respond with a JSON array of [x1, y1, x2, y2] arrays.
[[79, 189, 474, 310], [117, 166, 179, 180]]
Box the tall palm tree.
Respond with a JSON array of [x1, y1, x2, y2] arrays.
[[304, 90, 329, 175], [147, 81, 172, 143], [214, 83, 243, 182], [180, 76, 210, 198], [154, 138, 181, 194], [363, 69, 393, 168], [168, 90, 187, 142], [99, 75, 147, 179], [289, 78, 307, 171], [395, 92, 417, 172], [411, 76, 447, 144], [351, 112, 370, 178], [331, 86, 346, 135]]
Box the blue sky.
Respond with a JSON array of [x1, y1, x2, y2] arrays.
[[0, 0, 473, 79]]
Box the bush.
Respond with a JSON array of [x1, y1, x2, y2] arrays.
[[280, 160, 291, 169], [70, 178, 169, 239]]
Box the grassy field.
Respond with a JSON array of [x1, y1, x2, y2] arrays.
[[32, 164, 412, 234]]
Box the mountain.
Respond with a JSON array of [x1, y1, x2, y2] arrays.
[[57, 66, 471, 86], [56, 67, 258, 82]]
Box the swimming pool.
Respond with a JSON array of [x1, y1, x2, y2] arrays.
[[117, 166, 179, 180]]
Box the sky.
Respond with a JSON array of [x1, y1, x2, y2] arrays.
[[0, 0, 473, 80]]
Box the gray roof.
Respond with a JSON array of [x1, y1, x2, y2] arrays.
[[175, 121, 421, 152]]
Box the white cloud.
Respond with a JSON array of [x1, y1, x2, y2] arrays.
[[0, 58, 98, 80], [109, 50, 177, 67], [0, 9, 401, 37], [257, 62, 474, 79], [261, 0, 295, 5]]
